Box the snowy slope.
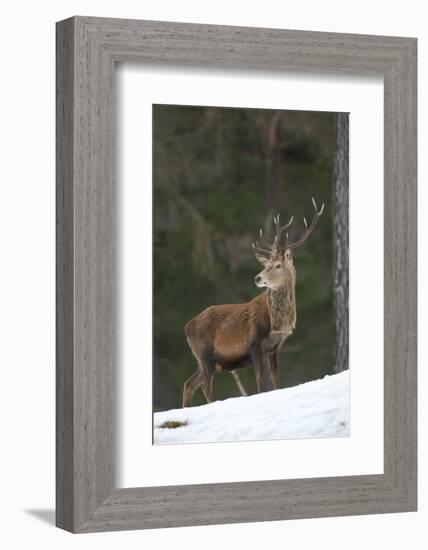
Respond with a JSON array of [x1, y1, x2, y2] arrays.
[[154, 370, 350, 445]]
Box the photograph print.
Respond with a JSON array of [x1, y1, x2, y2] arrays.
[[152, 104, 349, 445]]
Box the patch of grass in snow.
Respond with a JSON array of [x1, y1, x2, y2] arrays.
[[159, 420, 188, 429]]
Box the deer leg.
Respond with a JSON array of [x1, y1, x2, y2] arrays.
[[182, 369, 203, 408], [201, 370, 215, 403], [184, 347, 216, 406], [231, 370, 248, 396], [251, 344, 270, 393], [268, 353, 279, 390], [193, 348, 216, 404]]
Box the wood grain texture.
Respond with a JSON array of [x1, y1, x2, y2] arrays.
[[56, 16, 417, 533], [56, 18, 75, 532]]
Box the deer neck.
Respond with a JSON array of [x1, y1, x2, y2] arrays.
[[267, 278, 296, 332]]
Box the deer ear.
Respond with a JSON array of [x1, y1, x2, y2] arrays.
[[255, 253, 269, 266]]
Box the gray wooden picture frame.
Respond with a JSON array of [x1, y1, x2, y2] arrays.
[[56, 16, 417, 533]]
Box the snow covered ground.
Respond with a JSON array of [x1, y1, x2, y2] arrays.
[[154, 370, 350, 445]]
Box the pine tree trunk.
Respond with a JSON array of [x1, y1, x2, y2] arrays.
[[333, 113, 349, 373]]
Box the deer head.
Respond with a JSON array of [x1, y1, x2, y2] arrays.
[[252, 198, 324, 290]]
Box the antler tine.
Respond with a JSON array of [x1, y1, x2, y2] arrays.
[[273, 213, 294, 252], [258, 228, 272, 250], [252, 211, 297, 258], [311, 197, 325, 216], [288, 198, 325, 250], [251, 242, 272, 257], [251, 225, 276, 257]]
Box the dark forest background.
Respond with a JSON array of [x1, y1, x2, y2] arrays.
[[153, 104, 336, 411]]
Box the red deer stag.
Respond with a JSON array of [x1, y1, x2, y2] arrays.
[[182, 198, 324, 408]]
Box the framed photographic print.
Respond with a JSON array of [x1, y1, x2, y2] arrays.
[[150, 104, 344, 447], [56, 16, 417, 532]]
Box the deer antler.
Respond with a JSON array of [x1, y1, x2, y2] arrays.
[[252, 213, 293, 257], [287, 198, 325, 250], [273, 213, 294, 252], [251, 229, 273, 257]]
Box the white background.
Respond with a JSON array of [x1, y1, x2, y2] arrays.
[[0, 1, 425, 549], [118, 67, 384, 487]]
